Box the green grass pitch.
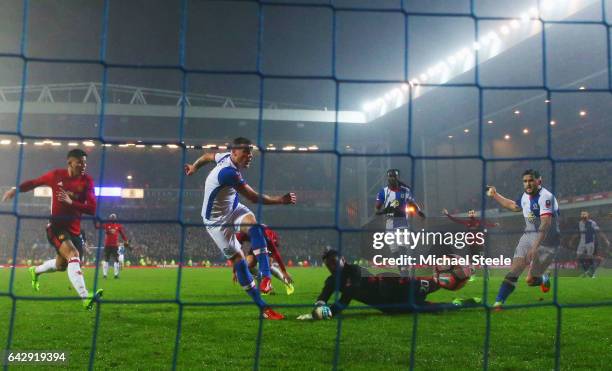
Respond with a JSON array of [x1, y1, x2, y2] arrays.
[[0, 267, 611, 370]]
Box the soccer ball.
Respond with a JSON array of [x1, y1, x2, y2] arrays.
[[312, 305, 333, 320], [434, 256, 472, 291]]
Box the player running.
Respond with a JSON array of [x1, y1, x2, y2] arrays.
[[571, 211, 610, 278], [1, 149, 103, 310], [185, 137, 296, 320], [94, 213, 129, 279], [487, 169, 559, 309], [236, 225, 294, 295], [442, 208, 499, 281], [300, 249, 479, 319]]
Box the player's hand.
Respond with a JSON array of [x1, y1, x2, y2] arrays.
[[57, 189, 73, 205], [281, 192, 296, 205], [184, 164, 197, 176], [442, 208, 449, 215], [1, 188, 16, 202], [486, 186, 496, 198]]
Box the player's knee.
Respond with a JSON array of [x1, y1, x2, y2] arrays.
[[248, 225, 267, 250], [503, 273, 518, 286]]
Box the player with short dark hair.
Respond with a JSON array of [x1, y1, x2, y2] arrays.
[[306, 249, 477, 318], [94, 213, 129, 279], [185, 137, 296, 320], [375, 169, 425, 276], [442, 208, 499, 281], [1, 148, 103, 310], [572, 211, 610, 278], [487, 169, 559, 309]]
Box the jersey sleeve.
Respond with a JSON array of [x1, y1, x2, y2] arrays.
[[375, 189, 385, 207], [515, 195, 523, 209], [18, 170, 56, 192], [218, 167, 245, 187], [538, 193, 554, 217], [214, 152, 231, 163], [592, 221, 600, 231]]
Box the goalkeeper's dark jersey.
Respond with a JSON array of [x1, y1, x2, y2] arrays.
[[316, 263, 440, 315]]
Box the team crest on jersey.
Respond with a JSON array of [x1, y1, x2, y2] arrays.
[[527, 212, 536, 223], [390, 200, 400, 208], [545, 199, 551, 207]]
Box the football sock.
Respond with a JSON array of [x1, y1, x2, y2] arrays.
[[249, 225, 271, 278], [495, 275, 517, 303], [270, 264, 285, 282], [234, 259, 266, 308], [67, 258, 89, 299], [35, 259, 57, 274], [102, 261, 109, 276], [113, 262, 120, 277]]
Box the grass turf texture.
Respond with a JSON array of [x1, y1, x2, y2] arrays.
[[0, 267, 611, 370]]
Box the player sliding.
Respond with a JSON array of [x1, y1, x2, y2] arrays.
[[236, 225, 294, 295], [185, 137, 296, 320], [94, 213, 129, 279], [299, 249, 479, 319], [487, 169, 559, 309], [1, 149, 103, 310]]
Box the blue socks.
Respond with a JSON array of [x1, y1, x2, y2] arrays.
[[234, 259, 266, 308], [248, 225, 271, 278], [495, 276, 517, 303]]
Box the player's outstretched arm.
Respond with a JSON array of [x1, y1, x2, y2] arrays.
[[184, 152, 216, 176], [2, 171, 55, 202], [486, 186, 521, 212], [236, 183, 296, 205]]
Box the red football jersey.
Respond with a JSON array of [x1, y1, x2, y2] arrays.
[[96, 223, 127, 247], [19, 169, 96, 235]]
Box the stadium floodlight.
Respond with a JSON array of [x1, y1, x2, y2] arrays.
[[51, 142, 62, 146], [504, 134, 511, 140], [579, 110, 587, 117], [419, 73, 428, 81], [579, 86, 586, 90], [447, 56, 456, 65], [401, 83, 409, 92], [487, 120, 494, 124], [473, 42, 481, 50], [135, 144, 145, 148], [520, 12, 530, 22], [514, 110, 520, 115], [529, 7, 539, 17], [0, 139, 11, 145], [550, 120, 556, 126], [83, 141, 95, 147], [126, 175, 133, 180], [151, 144, 162, 148], [510, 19, 520, 29], [167, 144, 179, 148], [34, 141, 44, 146], [464, 129, 470, 133], [298, 147, 308, 151], [17, 141, 27, 145], [362, 102, 373, 111], [523, 128, 530, 134], [282, 145, 296, 151], [448, 135, 453, 139], [308, 145, 319, 151]]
